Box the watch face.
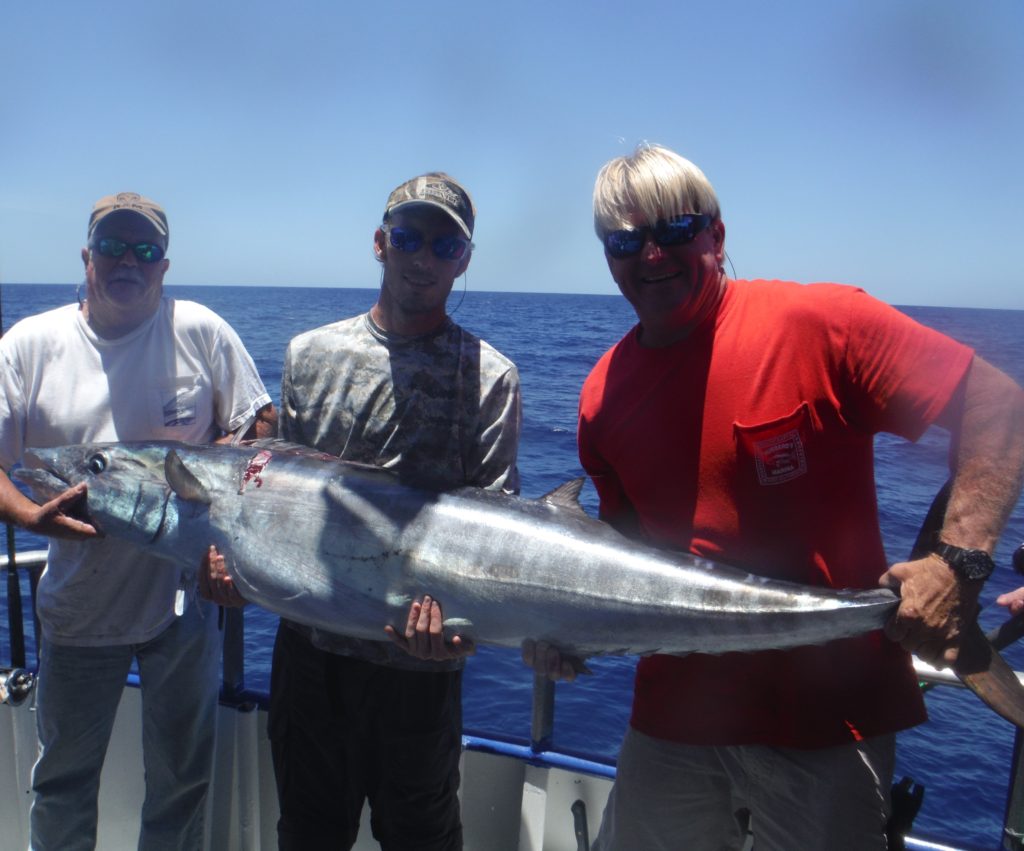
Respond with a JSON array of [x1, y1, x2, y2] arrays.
[[942, 545, 995, 581], [960, 550, 995, 581]]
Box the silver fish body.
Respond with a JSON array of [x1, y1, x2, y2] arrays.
[[16, 440, 899, 657]]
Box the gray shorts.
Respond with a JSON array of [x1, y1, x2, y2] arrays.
[[593, 727, 895, 851]]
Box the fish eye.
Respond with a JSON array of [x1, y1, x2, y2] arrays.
[[87, 453, 107, 474]]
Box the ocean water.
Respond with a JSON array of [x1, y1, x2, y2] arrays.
[[2, 282, 1023, 850]]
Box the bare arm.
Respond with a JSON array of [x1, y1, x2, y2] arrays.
[[936, 357, 1024, 553], [882, 356, 1024, 666], [212, 403, 278, 445], [247, 403, 278, 439]]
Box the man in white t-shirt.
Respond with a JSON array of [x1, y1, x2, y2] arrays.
[[0, 191, 275, 850]]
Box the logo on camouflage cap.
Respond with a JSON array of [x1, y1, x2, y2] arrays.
[[419, 181, 462, 209], [88, 192, 169, 245], [383, 173, 475, 238]]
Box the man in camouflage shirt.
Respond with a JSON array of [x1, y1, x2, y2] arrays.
[[269, 173, 521, 851]]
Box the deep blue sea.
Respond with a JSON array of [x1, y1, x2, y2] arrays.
[[2, 282, 1022, 850]]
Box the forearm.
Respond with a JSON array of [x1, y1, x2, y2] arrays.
[[0, 466, 36, 528], [213, 403, 278, 445], [251, 403, 278, 439], [880, 358, 1023, 665], [939, 357, 1024, 553]]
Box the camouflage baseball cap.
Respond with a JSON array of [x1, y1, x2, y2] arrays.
[[383, 173, 475, 238], [88, 192, 169, 245]]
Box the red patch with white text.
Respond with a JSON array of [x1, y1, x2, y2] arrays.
[[750, 429, 807, 485]]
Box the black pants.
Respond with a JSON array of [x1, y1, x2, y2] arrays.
[[269, 623, 464, 851]]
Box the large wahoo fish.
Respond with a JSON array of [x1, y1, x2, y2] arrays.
[[15, 439, 901, 657]]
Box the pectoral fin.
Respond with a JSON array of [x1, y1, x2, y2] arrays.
[[165, 450, 212, 505]]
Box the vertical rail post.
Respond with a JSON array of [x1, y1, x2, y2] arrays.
[[530, 673, 555, 752], [5, 526, 26, 668], [1003, 728, 1024, 850]]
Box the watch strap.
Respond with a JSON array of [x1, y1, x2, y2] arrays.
[[931, 541, 995, 581]]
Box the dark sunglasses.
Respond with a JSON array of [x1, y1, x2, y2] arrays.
[[603, 214, 713, 259], [386, 225, 472, 262], [93, 237, 166, 264]]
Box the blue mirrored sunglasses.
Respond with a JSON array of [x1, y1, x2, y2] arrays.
[[93, 237, 166, 264], [386, 225, 472, 262], [603, 214, 712, 260]]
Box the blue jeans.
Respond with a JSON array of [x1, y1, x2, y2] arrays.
[[30, 599, 221, 851]]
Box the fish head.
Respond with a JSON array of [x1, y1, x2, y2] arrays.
[[16, 442, 177, 544]]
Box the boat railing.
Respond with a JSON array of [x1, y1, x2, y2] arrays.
[[3, 547, 1024, 849]]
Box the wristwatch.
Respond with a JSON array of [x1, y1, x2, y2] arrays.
[[930, 541, 996, 582]]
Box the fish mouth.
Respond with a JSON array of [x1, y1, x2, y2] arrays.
[[13, 451, 95, 526], [20, 448, 68, 479], [11, 467, 69, 502]]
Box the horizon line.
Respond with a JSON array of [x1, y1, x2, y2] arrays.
[[0, 281, 1019, 313]]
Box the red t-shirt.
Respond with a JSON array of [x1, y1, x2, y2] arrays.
[[578, 280, 974, 748]]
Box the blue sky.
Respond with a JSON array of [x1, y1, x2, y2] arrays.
[[1, 1, 1021, 308]]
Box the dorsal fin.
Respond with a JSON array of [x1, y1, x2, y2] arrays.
[[165, 450, 212, 504], [539, 478, 587, 514]]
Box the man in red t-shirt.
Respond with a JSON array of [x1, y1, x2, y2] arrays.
[[523, 144, 1024, 850]]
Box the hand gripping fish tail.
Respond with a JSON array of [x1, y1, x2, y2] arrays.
[[911, 480, 1024, 729]]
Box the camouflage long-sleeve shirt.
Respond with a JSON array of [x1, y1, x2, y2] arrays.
[[280, 311, 522, 670]]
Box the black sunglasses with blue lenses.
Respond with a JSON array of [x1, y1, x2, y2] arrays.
[[386, 225, 472, 262], [93, 237, 166, 264], [603, 214, 713, 260]]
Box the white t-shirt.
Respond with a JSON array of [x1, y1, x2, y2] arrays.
[[0, 297, 271, 645]]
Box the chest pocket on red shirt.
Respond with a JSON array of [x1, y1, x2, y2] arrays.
[[734, 402, 812, 487]]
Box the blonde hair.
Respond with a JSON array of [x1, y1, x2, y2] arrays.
[[593, 144, 721, 238]]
